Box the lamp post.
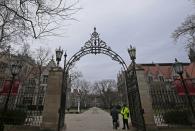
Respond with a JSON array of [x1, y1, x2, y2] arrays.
[[173, 58, 195, 121], [77, 95, 80, 113], [55, 47, 63, 67], [1, 61, 21, 131], [127, 45, 146, 130], [4, 61, 21, 112], [55, 47, 67, 131], [128, 45, 136, 62], [128, 45, 136, 73]]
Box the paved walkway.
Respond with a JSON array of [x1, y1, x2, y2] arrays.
[[65, 107, 128, 131]]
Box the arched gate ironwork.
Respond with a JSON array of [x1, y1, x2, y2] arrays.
[[58, 28, 146, 131]]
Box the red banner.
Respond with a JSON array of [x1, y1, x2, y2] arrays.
[[173, 79, 195, 96], [0, 80, 20, 96]]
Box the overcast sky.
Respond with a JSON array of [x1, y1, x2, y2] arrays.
[[32, 0, 195, 82]]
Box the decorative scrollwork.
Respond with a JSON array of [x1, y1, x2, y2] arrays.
[[84, 40, 92, 48], [66, 28, 128, 72], [82, 27, 111, 53], [99, 40, 107, 48]]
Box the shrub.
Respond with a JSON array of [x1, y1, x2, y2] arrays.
[[0, 110, 27, 125], [163, 110, 191, 125]]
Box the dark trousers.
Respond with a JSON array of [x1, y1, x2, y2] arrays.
[[112, 119, 119, 127], [122, 118, 129, 129]]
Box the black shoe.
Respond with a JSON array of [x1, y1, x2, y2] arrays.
[[122, 128, 125, 130]]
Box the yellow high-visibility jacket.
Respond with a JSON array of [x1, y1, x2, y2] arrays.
[[121, 106, 129, 119]]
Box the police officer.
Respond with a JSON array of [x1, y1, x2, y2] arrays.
[[121, 104, 129, 130]]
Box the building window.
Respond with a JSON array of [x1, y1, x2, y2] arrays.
[[25, 85, 35, 93], [39, 86, 45, 93], [23, 79, 36, 93], [26, 79, 36, 86], [23, 97, 33, 105], [159, 76, 164, 82], [0, 63, 6, 73], [38, 97, 43, 105], [0, 79, 4, 90], [42, 75, 48, 84], [172, 76, 178, 80], [148, 76, 153, 82], [23, 66, 27, 75]]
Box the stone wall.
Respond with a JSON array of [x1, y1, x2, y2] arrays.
[[41, 68, 63, 130], [136, 68, 156, 130]]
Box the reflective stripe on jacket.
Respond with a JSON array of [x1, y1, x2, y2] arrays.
[[121, 106, 129, 119]]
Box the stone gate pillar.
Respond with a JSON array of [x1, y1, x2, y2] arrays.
[[41, 67, 63, 130], [136, 68, 156, 130]]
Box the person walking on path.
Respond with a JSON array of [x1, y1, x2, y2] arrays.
[[110, 105, 119, 129], [121, 104, 130, 130]]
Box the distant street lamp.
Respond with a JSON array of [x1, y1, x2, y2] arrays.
[[77, 96, 80, 113], [1, 60, 21, 131], [173, 58, 195, 121], [4, 61, 21, 111]]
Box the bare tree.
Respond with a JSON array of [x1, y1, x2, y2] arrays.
[[172, 15, 195, 49], [0, 0, 79, 50], [14, 44, 50, 89], [78, 79, 91, 108], [70, 69, 83, 84], [18, 43, 31, 57], [71, 79, 91, 108], [93, 79, 118, 109], [16, 43, 35, 83], [34, 46, 51, 88]]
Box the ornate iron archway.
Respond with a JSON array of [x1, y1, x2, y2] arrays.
[[57, 28, 146, 131]]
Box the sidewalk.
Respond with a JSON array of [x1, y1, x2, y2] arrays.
[[65, 107, 125, 131]]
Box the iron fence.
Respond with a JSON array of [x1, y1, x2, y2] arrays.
[[149, 81, 195, 127], [0, 88, 44, 128]]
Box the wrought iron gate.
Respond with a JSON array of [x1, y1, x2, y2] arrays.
[[57, 28, 146, 131], [125, 62, 146, 131]]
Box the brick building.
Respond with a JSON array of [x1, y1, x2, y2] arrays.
[[0, 52, 57, 109]]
